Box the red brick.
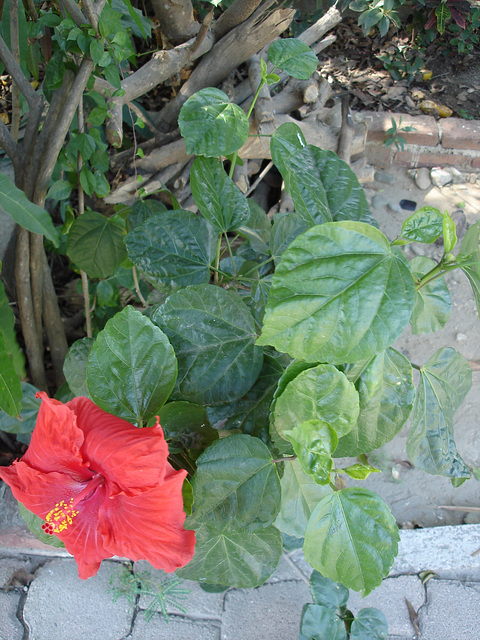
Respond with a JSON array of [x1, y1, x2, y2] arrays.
[[394, 150, 472, 168], [441, 118, 480, 150], [470, 157, 480, 169], [360, 111, 439, 146], [364, 142, 392, 169]]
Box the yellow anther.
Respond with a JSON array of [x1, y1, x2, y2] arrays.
[[44, 498, 79, 534]]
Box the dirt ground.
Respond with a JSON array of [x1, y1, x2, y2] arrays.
[[343, 167, 480, 529]]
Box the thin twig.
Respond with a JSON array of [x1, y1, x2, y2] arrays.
[[190, 8, 214, 54], [245, 160, 273, 197], [437, 505, 480, 512], [132, 266, 148, 306], [9, 0, 20, 142]]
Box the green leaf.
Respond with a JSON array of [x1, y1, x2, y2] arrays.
[[342, 462, 380, 480], [334, 348, 415, 457], [124, 211, 216, 290], [274, 459, 331, 538], [70, 132, 97, 162], [189, 434, 280, 531], [0, 331, 21, 417], [67, 211, 127, 279], [237, 199, 271, 256], [0, 382, 40, 443], [435, 2, 450, 33], [304, 488, 399, 595], [258, 222, 415, 364], [443, 212, 457, 254], [285, 420, 337, 484], [309, 571, 349, 610], [46, 179, 73, 201], [17, 503, 65, 549], [299, 603, 347, 640], [176, 523, 282, 588], [0, 278, 25, 377], [350, 608, 388, 640], [63, 337, 95, 398], [410, 256, 451, 334], [205, 353, 285, 441], [270, 211, 308, 265], [178, 87, 249, 157], [282, 146, 374, 227], [153, 285, 263, 405], [87, 306, 177, 423], [456, 222, 480, 319], [396, 206, 444, 244], [0, 173, 58, 246], [272, 364, 359, 453], [159, 401, 218, 456], [126, 199, 167, 232], [270, 122, 307, 192], [268, 38, 318, 80], [406, 347, 471, 478], [190, 156, 251, 233]]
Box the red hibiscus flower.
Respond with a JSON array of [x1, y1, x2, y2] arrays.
[[0, 393, 195, 579]]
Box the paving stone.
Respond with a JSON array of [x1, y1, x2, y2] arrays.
[[266, 552, 304, 583], [131, 614, 220, 640], [221, 580, 311, 640], [134, 561, 225, 619], [347, 575, 425, 638], [23, 559, 132, 640], [0, 556, 34, 589], [419, 579, 480, 640], [0, 590, 23, 640], [288, 548, 312, 579]]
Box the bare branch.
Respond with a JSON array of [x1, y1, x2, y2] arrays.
[[190, 8, 214, 54], [0, 118, 18, 161], [212, 0, 263, 40], [59, 0, 88, 27], [10, 0, 20, 142], [82, 0, 98, 31], [0, 35, 41, 107]]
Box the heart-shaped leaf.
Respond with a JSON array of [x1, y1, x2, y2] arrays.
[[268, 38, 318, 79]]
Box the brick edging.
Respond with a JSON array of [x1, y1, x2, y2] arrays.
[[356, 111, 480, 170]]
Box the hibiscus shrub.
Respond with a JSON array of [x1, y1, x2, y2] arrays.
[[1, 38, 479, 595]]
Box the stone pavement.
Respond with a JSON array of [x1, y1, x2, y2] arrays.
[[1, 523, 480, 640]]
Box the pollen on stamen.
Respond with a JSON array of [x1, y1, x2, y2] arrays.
[[41, 498, 79, 535]]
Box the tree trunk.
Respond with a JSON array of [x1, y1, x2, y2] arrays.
[[151, 0, 199, 43]]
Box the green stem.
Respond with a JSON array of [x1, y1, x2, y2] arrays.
[[213, 233, 222, 285], [272, 455, 296, 464], [411, 362, 422, 371], [223, 232, 238, 276], [228, 78, 266, 179]]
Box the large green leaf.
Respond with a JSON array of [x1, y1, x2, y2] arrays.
[[124, 210, 216, 290], [153, 285, 263, 405], [189, 434, 280, 531], [270, 122, 307, 192], [0, 173, 58, 246], [0, 277, 25, 377], [268, 38, 318, 80], [257, 222, 415, 364], [236, 199, 271, 256], [272, 364, 359, 451], [206, 353, 285, 441], [63, 337, 95, 398], [0, 382, 40, 444], [87, 306, 177, 423], [176, 523, 282, 587], [274, 459, 331, 538], [270, 211, 308, 265], [395, 206, 444, 245], [283, 146, 374, 227], [299, 604, 347, 640], [67, 211, 127, 278], [406, 347, 471, 478], [456, 222, 480, 319], [285, 420, 337, 485], [158, 401, 218, 457], [126, 198, 167, 232], [190, 156, 250, 233], [350, 608, 388, 640], [0, 331, 21, 417], [304, 488, 399, 595], [309, 572, 349, 611], [178, 87, 249, 157], [334, 348, 415, 457], [410, 256, 451, 334]]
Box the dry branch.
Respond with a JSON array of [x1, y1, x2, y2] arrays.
[[151, 0, 199, 43], [212, 0, 264, 39]]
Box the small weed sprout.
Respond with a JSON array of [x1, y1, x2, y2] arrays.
[[110, 563, 190, 622], [384, 116, 417, 151]]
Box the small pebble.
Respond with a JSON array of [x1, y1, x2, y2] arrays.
[[456, 332, 467, 341], [431, 167, 452, 187], [374, 170, 396, 185], [470, 174, 477, 184], [388, 202, 402, 213], [372, 194, 388, 208], [415, 167, 432, 190], [400, 199, 417, 211]]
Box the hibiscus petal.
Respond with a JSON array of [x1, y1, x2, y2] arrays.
[[22, 392, 89, 477], [67, 397, 169, 496], [0, 461, 110, 580], [99, 465, 196, 572]]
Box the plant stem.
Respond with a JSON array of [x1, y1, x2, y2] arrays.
[[213, 234, 222, 285], [223, 232, 238, 276], [272, 455, 296, 464], [132, 266, 148, 306]]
